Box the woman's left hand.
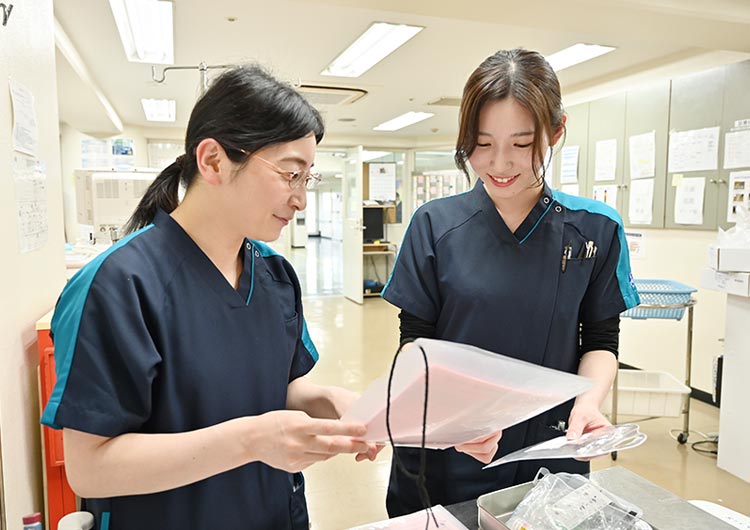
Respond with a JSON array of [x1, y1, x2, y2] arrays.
[[566, 404, 612, 461]]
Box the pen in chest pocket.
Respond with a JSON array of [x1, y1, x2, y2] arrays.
[[561, 242, 572, 272], [577, 240, 598, 259]]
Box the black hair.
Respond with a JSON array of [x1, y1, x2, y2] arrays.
[[124, 64, 324, 233]]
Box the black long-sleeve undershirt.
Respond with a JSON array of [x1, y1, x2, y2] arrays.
[[398, 310, 620, 358]]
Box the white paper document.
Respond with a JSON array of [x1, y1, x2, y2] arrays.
[[674, 177, 706, 225], [368, 162, 397, 202], [560, 184, 579, 196], [592, 185, 618, 210], [724, 129, 750, 170], [594, 139, 617, 181], [628, 178, 654, 225], [9, 78, 39, 156], [629, 131, 656, 179], [12, 153, 48, 253], [341, 338, 593, 449], [668, 126, 720, 173], [81, 138, 111, 168], [727, 171, 750, 223], [560, 145, 580, 183], [625, 231, 646, 260]]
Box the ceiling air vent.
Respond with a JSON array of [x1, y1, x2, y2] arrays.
[[428, 96, 462, 107], [297, 84, 367, 106]]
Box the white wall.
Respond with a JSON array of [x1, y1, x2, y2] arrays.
[[0, 1, 67, 527], [621, 229, 725, 394]]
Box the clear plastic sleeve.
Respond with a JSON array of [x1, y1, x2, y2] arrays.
[[506, 468, 652, 530], [484, 423, 647, 469]]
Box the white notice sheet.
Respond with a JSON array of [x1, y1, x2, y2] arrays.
[[9, 78, 39, 156], [595, 139, 617, 181], [674, 177, 706, 225], [629, 131, 656, 179], [12, 153, 48, 253], [593, 185, 618, 210], [81, 138, 111, 168], [625, 230, 646, 260], [724, 129, 750, 170], [560, 145, 580, 183], [628, 178, 654, 225], [668, 127, 720, 173], [368, 162, 396, 202]]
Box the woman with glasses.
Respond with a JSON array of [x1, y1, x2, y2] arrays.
[[41, 65, 377, 530]]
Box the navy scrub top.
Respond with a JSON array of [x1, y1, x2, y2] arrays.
[[381, 181, 640, 513], [41, 210, 317, 530]]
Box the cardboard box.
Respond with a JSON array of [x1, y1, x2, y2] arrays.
[[707, 245, 750, 272], [700, 268, 750, 297]]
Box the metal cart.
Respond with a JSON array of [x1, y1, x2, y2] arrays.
[[611, 280, 697, 458]]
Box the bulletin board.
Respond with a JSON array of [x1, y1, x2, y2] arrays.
[[557, 60, 750, 231]]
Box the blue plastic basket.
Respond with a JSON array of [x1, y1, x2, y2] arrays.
[[621, 279, 696, 321]]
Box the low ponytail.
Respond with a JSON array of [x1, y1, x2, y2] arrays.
[[125, 64, 324, 234], [124, 159, 182, 234]]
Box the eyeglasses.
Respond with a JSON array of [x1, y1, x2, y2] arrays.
[[245, 152, 322, 190]]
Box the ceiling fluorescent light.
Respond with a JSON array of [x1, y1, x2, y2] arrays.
[[374, 111, 434, 132], [109, 0, 174, 64], [322, 22, 423, 78], [141, 98, 176, 121], [545, 43, 616, 72]]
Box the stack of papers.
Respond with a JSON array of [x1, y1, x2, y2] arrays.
[[342, 338, 593, 448]]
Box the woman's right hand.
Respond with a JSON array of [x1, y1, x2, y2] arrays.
[[252, 410, 371, 472]]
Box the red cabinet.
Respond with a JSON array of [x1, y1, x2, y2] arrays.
[[37, 312, 77, 530]]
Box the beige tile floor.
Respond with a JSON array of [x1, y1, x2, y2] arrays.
[[302, 295, 750, 529]]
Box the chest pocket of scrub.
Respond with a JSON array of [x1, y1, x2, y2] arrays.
[[559, 226, 597, 303], [269, 274, 301, 356]]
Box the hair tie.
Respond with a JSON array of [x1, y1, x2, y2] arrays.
[[175, 154, 186, 169]]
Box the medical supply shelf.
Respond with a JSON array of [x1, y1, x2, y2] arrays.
[[613, 280, 697, 455], [363, 243, 397, 297]]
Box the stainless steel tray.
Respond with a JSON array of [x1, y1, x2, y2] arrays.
[[477, 481, 534, 530], [475, 467, 739, 530]]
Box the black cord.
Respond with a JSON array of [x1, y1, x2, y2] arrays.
[[691, 439, 718, 455], [386, 344, 439, 529]]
